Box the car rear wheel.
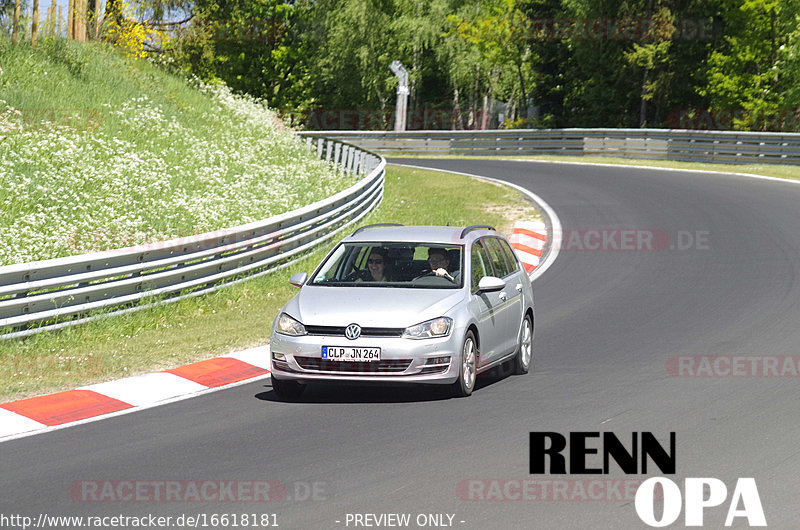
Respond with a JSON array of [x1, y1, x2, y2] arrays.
[[271, 375, 306, 400], [452, 331, 477, 397], [512, 315, 533, 375]]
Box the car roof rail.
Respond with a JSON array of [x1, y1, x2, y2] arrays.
[[460, 225, 496, 239], [351, 223, 404, 236]]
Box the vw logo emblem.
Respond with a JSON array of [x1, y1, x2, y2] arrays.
[[345, 324, 361, 340]]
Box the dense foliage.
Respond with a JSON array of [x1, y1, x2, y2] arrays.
[[143, 0, 800, 131], [6, 0, 800, 130]]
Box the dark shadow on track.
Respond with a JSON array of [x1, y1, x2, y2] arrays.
[[254, 362, 518, 404]]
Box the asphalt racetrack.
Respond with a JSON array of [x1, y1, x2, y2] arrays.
[[3, 158, 800, 528]]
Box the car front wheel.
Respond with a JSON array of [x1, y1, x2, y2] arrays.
[[512, 315, 533, 375], [452, 331, 477, 397], [271, 375, 306, 400]]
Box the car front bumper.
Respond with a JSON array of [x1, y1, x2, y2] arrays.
[[269, 331, 461, 385]]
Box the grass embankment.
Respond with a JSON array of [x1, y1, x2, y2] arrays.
[[391, 153, 800, 182], [0, 38, 349, 265], [0, 165, 542, 402]]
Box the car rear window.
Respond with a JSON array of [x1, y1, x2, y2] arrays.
[[471, 241, 492, 290], [483, 237, 515, 278], [497, 238, 522, 273]]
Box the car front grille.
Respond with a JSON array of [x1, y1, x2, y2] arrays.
[[295, 356, 411, 374], [304, 325, 404, 338]]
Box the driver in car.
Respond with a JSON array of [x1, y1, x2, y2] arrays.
[[427, 247, 458, 283]]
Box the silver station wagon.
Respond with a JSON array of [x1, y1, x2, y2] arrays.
[[269, 224, 535, 399]]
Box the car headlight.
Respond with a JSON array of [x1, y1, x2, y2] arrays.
[[402, 317, 453, 339], [276, 313, 306, 336]]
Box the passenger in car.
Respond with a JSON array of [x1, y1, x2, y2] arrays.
[[361, 247, 393, 282]]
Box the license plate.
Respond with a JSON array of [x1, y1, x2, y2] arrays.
[[322, 346, 381, 362]]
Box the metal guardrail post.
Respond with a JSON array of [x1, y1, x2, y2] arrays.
[[348, 147, 356, 173], [343, 147, 351, 173]]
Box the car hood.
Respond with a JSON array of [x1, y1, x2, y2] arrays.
[[287, 286, 464, 328]]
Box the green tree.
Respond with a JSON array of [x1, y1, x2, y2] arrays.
[[556, 0, 642, 127], [622, 4, 675, 126], [521, 0, 570, 127], [440, 7, 495, 128], [529, 0, 720, 128], [700, 0, 800, 130], [451, 0, 536, 123], [212, 0, 313, 109], [309, 0, 398, 114], [390, 0, 451, 113]]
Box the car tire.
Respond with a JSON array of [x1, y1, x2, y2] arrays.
[[451, 331, 477, 397], [271, 375, 306, 400], [512, 315, 533, 375]]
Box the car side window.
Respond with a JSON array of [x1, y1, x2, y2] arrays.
[[471, 240, 492, 290], [497, 238, 521, 274], [484, 237, 513, 278]]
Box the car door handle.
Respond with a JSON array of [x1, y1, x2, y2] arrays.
[[515, 283, 523, 292], [499, 291, 507, 301]]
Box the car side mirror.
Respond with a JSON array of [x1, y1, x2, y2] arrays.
[[289, 272, 308, 287], [477, 276, 505, 293]]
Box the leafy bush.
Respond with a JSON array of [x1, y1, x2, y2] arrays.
[[40, 37, 90, 76]]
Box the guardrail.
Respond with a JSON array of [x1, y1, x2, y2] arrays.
[[298, 129, 800, 165], [0, 138, 385, 339]]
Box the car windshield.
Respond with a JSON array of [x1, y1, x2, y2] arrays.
[[310, 242, 464, 289]]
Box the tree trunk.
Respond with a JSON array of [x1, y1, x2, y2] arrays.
[[639, 68, 649, 127], [12, 0, 21, 44], [74, 0, 81, 41], [67, 0, 74, 39], [471, 67, 480, 130], [409, 1, 421, 114], [75, 0, 85, 41], [32, 0, 40, 46], [87, 0, 97, 39], [377, 89, 387, 130], [507, 84, 518, 124], [481, 68, 499, 131], [452, 82, 461, 130], [639, 0, 654, 127], [49, 0, 57, 37], [84, 0, 89, 41], [516, 61, 528, 122]]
